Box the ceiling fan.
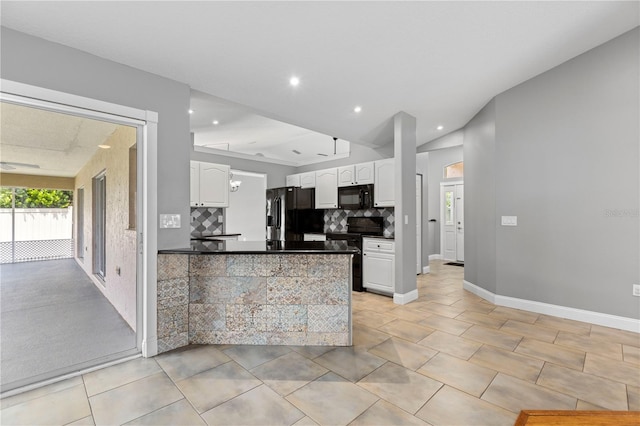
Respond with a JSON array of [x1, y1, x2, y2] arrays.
[[0, 161, 40, 171]]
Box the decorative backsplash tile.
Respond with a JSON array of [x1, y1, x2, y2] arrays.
[[191, 207, 224, 233], [323, 208, 395, 237]]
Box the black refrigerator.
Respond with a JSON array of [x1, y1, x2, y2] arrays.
[[266, 187, 324, 241]]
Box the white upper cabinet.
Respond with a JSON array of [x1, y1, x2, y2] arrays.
[[190, 161, 230, 208], [315, 168, 338, 209], [337, 162, 374, 187], [300, 172, 316, 188], [285, 173, 301, 187], [374, 159, 394, 207]]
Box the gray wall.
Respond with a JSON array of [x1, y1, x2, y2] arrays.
[[417, 129, 464, 153], [463, 100, 497, 294], [464, 27, 639, 318], [191, 150, 296, 189], [1, 28, 191, 250]]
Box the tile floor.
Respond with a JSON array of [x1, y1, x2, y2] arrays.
[[1, 261, 639, 425]]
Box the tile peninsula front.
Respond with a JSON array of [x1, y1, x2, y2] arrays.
[[156, 240, 356, 353]]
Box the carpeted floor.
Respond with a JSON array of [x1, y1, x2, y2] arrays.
[[0, 259, 136, 391]]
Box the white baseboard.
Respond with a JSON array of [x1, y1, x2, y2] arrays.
[[429, 254, 443, 261], [394, 289, 419, 305], [463, 280, 640, 333], [422, 265, 430, 274]]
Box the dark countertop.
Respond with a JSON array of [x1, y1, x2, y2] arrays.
[[190, 231, 241, 241], [362, 234, 395, 240], [159, 240, 360, 255]]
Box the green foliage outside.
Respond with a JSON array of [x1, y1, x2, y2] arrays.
[[0, 188, 73, 208]]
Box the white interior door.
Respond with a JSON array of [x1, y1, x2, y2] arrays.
[[455, 184, 464, 262], [442, 185, 456, 261]]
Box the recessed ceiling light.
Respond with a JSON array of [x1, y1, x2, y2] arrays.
[[437, 125, 444, 130], [188, 109, 194, 114], [213, 120, 219, 125], [354, 106, 362, 113], [289, 76, 300, 87], [98, 144, 111, 149]]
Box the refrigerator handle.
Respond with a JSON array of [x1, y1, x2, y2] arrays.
[[275, 196, 281, 229]]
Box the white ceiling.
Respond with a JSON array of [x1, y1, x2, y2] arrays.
[[2, 2, 638, 163], [0, 102, 121, 177]]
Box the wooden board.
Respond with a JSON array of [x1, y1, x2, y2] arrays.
[[515, 410, 640, 426]]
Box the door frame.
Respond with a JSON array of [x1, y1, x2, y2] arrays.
[[1, 80, 158, 359], [440, 180, 463, 261]]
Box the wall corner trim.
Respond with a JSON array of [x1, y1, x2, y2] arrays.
[[422, 266, 430, 274], [463, 280, 640, 333], [394, 289, 419, 305]]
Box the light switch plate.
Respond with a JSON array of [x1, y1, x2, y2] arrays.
[[160, 214, 181, 229], [501, 216, 518, 226]]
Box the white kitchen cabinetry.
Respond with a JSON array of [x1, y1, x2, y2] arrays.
[[362, 237, 395, 294], [190, 161, 230, 207], [374, 159, 395, 207], [300, 172, 316, 188], [338, 162, 374, 187], [315, 168, 338, 208], [285, 174, 301, 187]]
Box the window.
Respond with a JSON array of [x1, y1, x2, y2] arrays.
[[444, 161, 464, 179], [93, 172, 106, 281], [445, 190, 454, 225], [77, 188, 84, 259]]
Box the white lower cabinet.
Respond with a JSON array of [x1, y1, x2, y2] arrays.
[[362, 238, 395, 294]]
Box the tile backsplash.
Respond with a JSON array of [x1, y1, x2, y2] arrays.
[[191, 207, 224, 234], [324, 208, 395, 237]]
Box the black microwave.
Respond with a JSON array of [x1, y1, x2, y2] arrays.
[[338, 184, 374, 210]]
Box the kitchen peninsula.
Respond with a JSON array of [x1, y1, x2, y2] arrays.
[[156, 240, 357, 354]]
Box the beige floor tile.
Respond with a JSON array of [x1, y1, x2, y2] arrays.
[[90, 372, 183, 425], [417, 330, 482, 360], [352, 324, 392, 349], [416, 385, 517, 426], [293, 416, 319, 425], [357, 362, 443, 414], [623, 344, 640, 365], [628, 385, 640, 411], [583, 353, 640, 387], [314, 347, 386, 382], [500, 319, 558, 343], [221, 344, 291, 370], [418, 353, 497, 397], [0, 384, 91, 426], [418, 314, 472, 336], [590, 325, 640, 347], [351, 399, 430, 425], [488, 306, 539, 324], [554, 331, 623, 361], [536, 363, 628, 410], [387, 306, 432, 323], [461, 325, 522, 351], [0, 376, 83, 410], [176, 361, 261, 413], [451, 299, 496, 314], [83, 357, 161, 396], [368, 337, 438, 370], [377, 319, 434, 343], [413, 302, 466, 318], [514, 337, 585, 370], [289, 345, 336, 359], [123, 399, 205, 425], [534, 314, 591, 335], [202, 384, 305, 426], [482, 373, 576, 413], [352, 309, 397, 328], [66, 415, 95, 425], [156, 345, 231, 381], [249, 351, 328, 396], [576, 400, 607, 410], [286, 372, 378, 425], [420, 294, 460, 305], [456, 311, 507, 329], [470, 345, 544, 382]]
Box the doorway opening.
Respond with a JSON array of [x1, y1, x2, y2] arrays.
[[0, 91, 148, 394], [441, 181, 464, 263]]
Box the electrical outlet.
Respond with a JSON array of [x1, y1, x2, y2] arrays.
[[633, 284, 640, 297], [218, 215, 224, 223], [501, 216, 518, 226]]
